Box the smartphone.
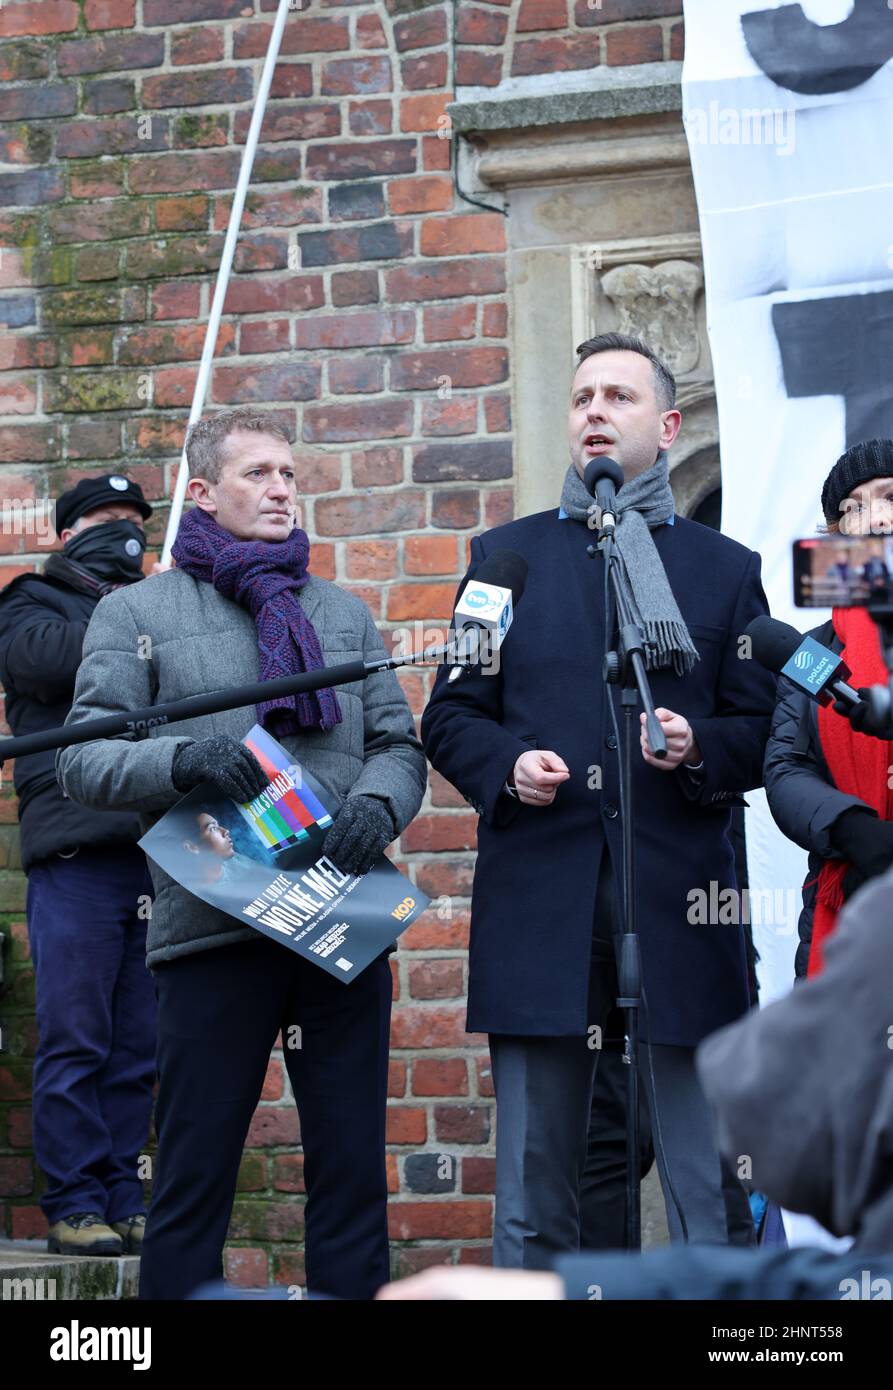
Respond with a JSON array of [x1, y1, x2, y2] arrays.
[[793, 535, 893, 608]]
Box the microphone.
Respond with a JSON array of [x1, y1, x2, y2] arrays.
[[744, 615, 862, 709], [583, 457, 624, 532], [447, 549, 528, 684]]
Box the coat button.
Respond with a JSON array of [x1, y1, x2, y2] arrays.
[[604, 803, 618, 819], [605, 734, 617, 750]]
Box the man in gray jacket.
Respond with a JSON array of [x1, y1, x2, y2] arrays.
[[57, 408, 427, 1300]]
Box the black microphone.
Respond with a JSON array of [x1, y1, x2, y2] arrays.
[[447, 549, 528, 684], [744, 615, 862, 709], [583, 457, 624, 532]]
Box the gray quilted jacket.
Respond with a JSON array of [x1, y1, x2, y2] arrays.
[[56, 567, 427, 967]]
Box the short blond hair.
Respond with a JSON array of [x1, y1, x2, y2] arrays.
[[185, 409, 292, 484]]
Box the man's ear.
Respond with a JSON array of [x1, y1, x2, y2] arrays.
[[660, 409, 683, 450], [182, 839, 201, 855], [186, 476, 216, 515]]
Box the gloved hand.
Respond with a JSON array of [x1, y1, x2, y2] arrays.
[[172, 736, 269, 803], [829, 806, 893, 880], [321, 794, 396, 876]]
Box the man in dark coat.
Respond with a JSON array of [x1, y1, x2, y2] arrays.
[[421, 333, 777, 1266], [0, 474, 158, 1257]]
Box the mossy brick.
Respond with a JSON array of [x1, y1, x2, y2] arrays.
[[125, 235, 224, 280], [3, 967, 35, 1012], [0, 210, 40, 248], [228, 1199, 305, 1242], [0, 43, 50, 82], [20, 247, 72, 287], [57, 33, 166, 78], [0, 1059, 31, 1101], [236, 1153, 268, 1192], [0, 874, 26, 913], [82, 78, 136, 116], [76, 246, 121, 282], [8, 918, 29, 959], [63, 328, 115, 367], [0, 124, 53, 165], [49, 200, 151, 244], [42, 286, 146, 326], [172, 113, 230, 150], [56, 115, 170, 159], [154, 196, 210, 232], [45, 370, 146, 413], [0, 828, 22, 871]]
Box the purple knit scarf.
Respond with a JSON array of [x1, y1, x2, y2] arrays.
[[172, 509, 342, 736]]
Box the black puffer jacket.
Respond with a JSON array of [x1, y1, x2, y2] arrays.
[[763, 618, 876, 978], [0, 569, 142, 871]]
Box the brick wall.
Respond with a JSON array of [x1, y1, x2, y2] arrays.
[[0, 0, 683, 1284]]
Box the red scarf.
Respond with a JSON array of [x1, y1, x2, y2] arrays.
[[811, 607, 893, 975]]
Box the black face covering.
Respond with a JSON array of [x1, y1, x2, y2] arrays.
[[62, 518, 147, 584]]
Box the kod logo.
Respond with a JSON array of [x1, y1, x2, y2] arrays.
[[793, 650, 812, 670], [465, 588, 498, 611]]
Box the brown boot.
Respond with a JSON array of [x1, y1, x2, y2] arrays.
[[47, 1212, 124, 1256], [110, 1213, 147, 1255]]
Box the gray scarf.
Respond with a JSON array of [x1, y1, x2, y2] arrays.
[[559, 450, 699, 677]]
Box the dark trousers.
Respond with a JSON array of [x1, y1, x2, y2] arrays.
[[26, 844, 157, 1226], [139, 937, 393, 1302]]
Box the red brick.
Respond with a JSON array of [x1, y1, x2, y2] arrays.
[[421, 213, 506, 256], [412, 1058, 469, 1097], [315, 490, 425, 537], [388, 1201, 490, 1240], [430, 489, 480, 530], [11, 1205, 47, 1240], [8, 1108, 33, 1147], [85, 0, 135, 27], [0, 336, 57, 370], [343, 582, 382, 617], [153, 367, 197, 409], [400, 812, 477, 852], [223, 275, 324, 315], [233, 17, 350, 59], [50, 200, 150, 244], [271, 1154, 305, 1193], [390, 1006, 473, 1050], [512, 34, 598, 77], [224, 1248, 268, 1288], [145, 0, 244, 20], [606, 24, 664, 65], [387, 583, 456, 623], [392, 347, 507, 392], [346, 540, 397, 580], [409, 959, 465, 1000], [404, 536, 458, 575], [295, 309, 414, 351], [484, 394, 511, 433], [68, 330, 114, 366], [331, 269, 379, 307], [151, 282, 201, 321], [269, 64, 314, 99], [0, 1, 77, 36], [156, 195, 210, 233], [357, 12, 387, 48], [0, 424, 61, 464], [245, 1107, 299, 1147], [413, 860, 475, 901], [322, 56, 392, 96], [293, 448, 342, 494], [70, 161, 126, 199], [234, 102, 341, 145], [349, 100, 392, 136], [476, 1054, 495, 1097], [456, 50, 502, 86], [422, 133, 452, 170], [58, 32, 165, 76], [669, 19, 684, 60], [482, 302, 508, 337], [0, 1156, 33, 1196], [434, 1104, 490, 1144], [485, 488, 515, 528], [429, 768, 468, 808], [401, 53, 449, 90], [350, 445, 403, 488], [401, 94, 451, 134], [328, 356, 384, 395], [386, 1106, 428, 1144], [306, 140, 416, 182], [386, 258, 504, 302], [240, 319, 291, 355], [457, 5, 510, 44], [69, 418, 122, 459], [576, 0, 681, 19], [145, 67, 252, 109], [130, 150, 241, 195], [395, 9, 448, 51], [389, 176, 452, 216], [462, 1156, 496, 1193], [0, 378, 37, 415], [311, 542, 335, 581], [517, 0, 568, 31], [213, 361, 319, 405], [171, 25, 223, 65], [422, 398, 477, 437], [423, 302, 476, 342], [388, 1059, 407, 1099], [261, 1058, 283, 1102]]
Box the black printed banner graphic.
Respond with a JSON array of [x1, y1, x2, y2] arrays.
[[742, 0, 893, 95]]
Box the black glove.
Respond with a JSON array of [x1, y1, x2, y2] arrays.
[[832, 687, 874, 732], [829, 806, 893, 880], [321, 794, 396, 876], [172, 736, 269, 803]]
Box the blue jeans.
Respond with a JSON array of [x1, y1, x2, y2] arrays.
[[26, 845, 157, 1225]]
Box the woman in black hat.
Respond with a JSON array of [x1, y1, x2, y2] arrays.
[[764, 439, 893, 979]]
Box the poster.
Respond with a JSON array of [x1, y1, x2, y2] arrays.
[[140, 724, 430, 982]]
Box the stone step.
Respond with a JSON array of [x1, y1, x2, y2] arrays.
[[0, 1239, 139, 1301]]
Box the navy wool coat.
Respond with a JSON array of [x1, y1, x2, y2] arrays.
[[420, 508, 777, 1047]]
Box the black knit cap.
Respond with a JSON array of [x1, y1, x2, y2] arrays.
[[821, 438, 893, 525], [55, 473, 152, 535]]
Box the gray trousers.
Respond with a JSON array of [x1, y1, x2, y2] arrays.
[[490, 1030, 754, 1269]]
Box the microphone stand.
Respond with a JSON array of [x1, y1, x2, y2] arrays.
[[587, 509, 667, 1252], [0, 641, 455, 766]]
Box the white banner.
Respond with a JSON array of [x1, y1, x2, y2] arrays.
[[682, 0, 893, 1002]]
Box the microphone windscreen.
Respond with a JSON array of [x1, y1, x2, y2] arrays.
[[745, 614, 803, 674], [583, 457, 624, 498], [473, 549, 529, 605]]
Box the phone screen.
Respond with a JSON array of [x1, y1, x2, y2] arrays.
[[793, 536, 893, 608]]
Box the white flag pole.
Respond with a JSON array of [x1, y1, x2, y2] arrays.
[[161, 0, 293, 563]]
